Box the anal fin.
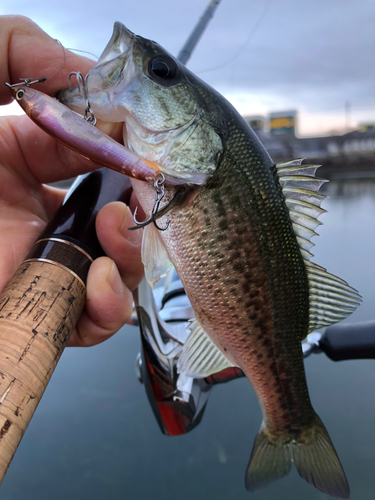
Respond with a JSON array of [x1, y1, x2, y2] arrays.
[[177, 319, 235, 378]]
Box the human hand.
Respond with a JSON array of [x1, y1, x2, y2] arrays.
[[0, 15, 144, 347]]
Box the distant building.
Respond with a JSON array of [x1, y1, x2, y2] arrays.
[[243, 115, 266, 132], [269, 111, 297, 137], [327, 129, 375, 157], [359, 123, 375, 133], [242, 111, 375, 178]]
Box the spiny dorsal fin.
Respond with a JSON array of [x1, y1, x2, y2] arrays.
[[276, 158, 362, 336], [276, 158, 325, 264], [177, 319, 235, 377]]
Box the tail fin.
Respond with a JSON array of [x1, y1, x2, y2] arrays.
[[245, 415, 349, 498]]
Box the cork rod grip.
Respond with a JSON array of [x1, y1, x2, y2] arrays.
[[0, 257, 86, 481]]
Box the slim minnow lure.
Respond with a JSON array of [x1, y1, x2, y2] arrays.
[[7, 85, 188, 185]]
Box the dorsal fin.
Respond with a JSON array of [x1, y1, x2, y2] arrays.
[[276, 158, 362, 336], [276, 158, 325, 265], [306, 262, 361, 333]]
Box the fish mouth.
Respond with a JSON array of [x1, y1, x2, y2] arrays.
[[57, 22, 135, 114], [95, 22, 134, 67], [56, 22, 210, 186]]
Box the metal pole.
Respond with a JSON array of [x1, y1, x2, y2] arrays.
[[177, 0, 221, 64]]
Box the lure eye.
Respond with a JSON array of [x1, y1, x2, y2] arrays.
[[147, 55, 178, 86], [15, 89, 25, 101]]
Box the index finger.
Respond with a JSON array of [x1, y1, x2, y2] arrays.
[[0, 15, 94, 105], [0, 16, 124, 184]]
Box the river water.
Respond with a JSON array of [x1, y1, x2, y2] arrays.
[[2, 177, 375, 500]]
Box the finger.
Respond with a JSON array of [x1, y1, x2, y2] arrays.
[[96, 202, 144, 292], [1, 16, 125, 184], [0, 209, 46, 292], [68, 257, 133, 347], [1, 15, 94, 104], [3, 114, 108, 184]]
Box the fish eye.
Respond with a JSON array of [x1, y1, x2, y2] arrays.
[[150, 59, 172, 78], [15, 89, 25, 101], [147, 55, 178, 85]]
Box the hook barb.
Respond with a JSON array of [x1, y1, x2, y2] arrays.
[[128, 174, 170, 231]]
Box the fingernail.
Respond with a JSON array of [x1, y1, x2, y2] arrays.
[[107, 261, 124, 295], [120, 205, 143, 245]]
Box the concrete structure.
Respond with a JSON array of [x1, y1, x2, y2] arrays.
[[243, 113, 375, 179]]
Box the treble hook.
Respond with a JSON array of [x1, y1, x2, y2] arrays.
[[129, 173, 170, 231], [68, 72, 97, 126]]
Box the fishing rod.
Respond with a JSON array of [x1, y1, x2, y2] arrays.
[[0, 169, 133, 482], [177, 0, 221, 64]]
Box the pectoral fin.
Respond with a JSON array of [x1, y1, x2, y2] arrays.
[[141, 223, 173, 288]]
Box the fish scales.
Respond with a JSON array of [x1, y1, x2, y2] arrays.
[[160, 110, 314, 434], [58, 22, 360, 498]]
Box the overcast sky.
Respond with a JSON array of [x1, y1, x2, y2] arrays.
[[1, 0, 374, 136]]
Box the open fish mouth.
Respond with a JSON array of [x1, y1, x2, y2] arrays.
[[57, 22, 136, 120], [95, 22, 134, 68], [57, 22, 213, 184]]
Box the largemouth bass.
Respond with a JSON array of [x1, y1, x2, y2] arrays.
[[59, 22, 361, 498]]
